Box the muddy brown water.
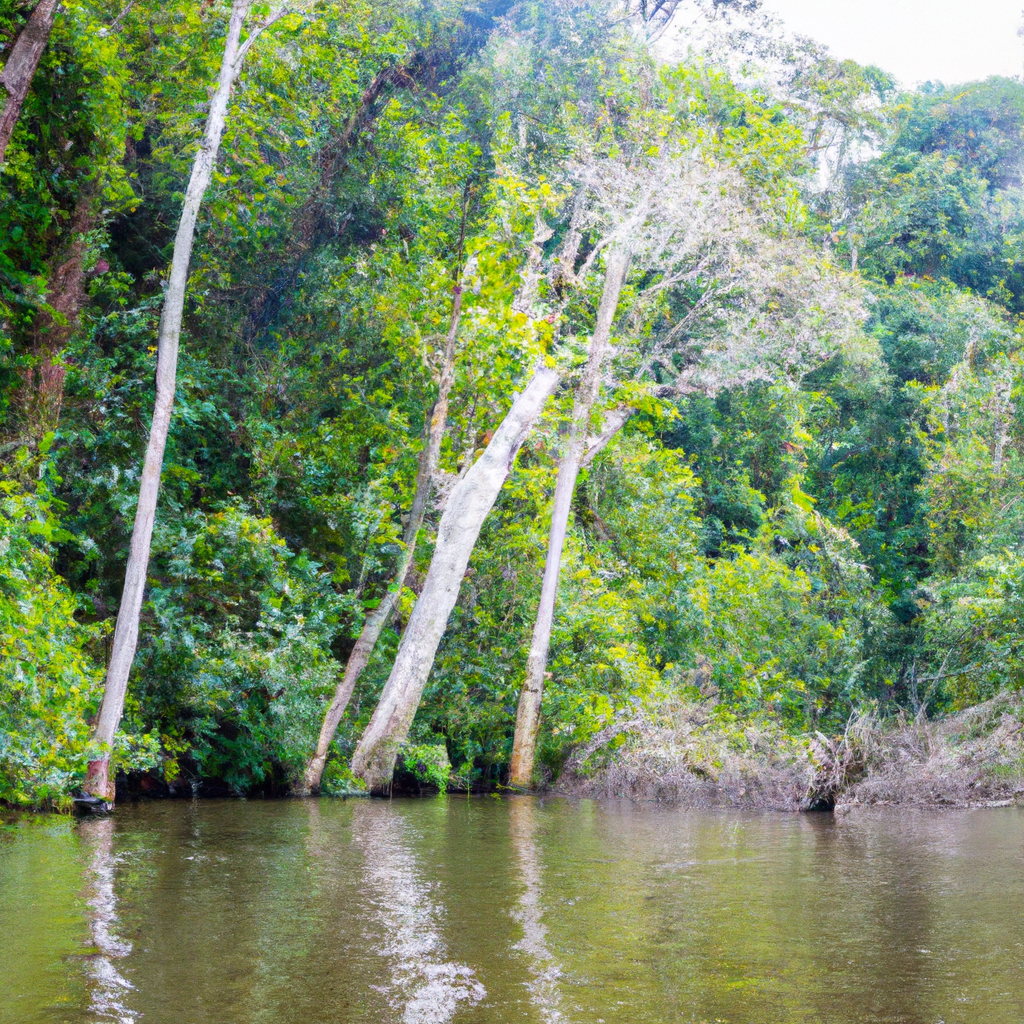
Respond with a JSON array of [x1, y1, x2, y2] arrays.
[[3, 797, 1024, 1024]]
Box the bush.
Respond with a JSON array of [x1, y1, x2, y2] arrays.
[[0, 481, 102, 807], [683, 505, 884, 731], [131, 504, 349, 792], [320, 757, 367, 796], [402, 743, 452, 790]]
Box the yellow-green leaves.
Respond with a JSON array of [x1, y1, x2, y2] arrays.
[[0, 485, 104, 808]]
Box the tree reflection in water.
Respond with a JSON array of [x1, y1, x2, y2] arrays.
[[509, 798, 571, 1024], [351, 802, 485, 1023], [79, 817, 135, 1024]]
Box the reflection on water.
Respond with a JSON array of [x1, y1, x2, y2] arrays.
[[351, 803, 485, 1023], [509, 799, 570, 1024], [79, 818, 135, 1024], [4, 798, 1024, 1024]]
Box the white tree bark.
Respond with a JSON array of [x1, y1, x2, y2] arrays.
[[508, 247, 630, 788], [350, 365, 560, 793], [83, 0, 283, 803], [0, 0, 60, 167], [301, 285, 466, 794], [991, 360, 1014, 481], [580, 406, 631, 470]]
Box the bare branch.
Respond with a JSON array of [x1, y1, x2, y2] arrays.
[[233, 2, 292, 68], [581, 407, 632, 469], [98, 0, 134, 38]]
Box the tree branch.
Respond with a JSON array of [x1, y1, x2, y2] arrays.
[[98, 0, 134, 38], [580, 406, 632, 469], [233, 2, 291, 68]]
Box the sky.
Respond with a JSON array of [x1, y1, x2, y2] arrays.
[[758, 0, 1024, 87]]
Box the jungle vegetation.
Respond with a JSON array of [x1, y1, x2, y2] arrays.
[[0, 0, 1021, 807]]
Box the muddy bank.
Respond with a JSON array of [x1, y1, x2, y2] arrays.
[[556, 692, 1024, 812]]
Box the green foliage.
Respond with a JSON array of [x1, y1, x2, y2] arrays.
[[665, 383, 800, 553], [924, 554, 1024, 709], [319, 758, 367, 796], [890, 77, 1024, 190], [2, 0, 1024, 805], [402, 743, 452, 790], [132, 505, 348, 792], [687, 508, 883, 729], [0, 479, 101, 807], [913, 341, 1024, 708], [843, 78, 1024, 308], [0, 0, 135, 403]]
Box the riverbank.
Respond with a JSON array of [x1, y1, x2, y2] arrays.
[[557, 692, 1024, 811], [9, 694, 1023, 815]]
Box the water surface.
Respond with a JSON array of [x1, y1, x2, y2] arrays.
[[3, 797, 1023, 1023]]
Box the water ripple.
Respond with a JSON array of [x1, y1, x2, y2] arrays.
[[510, 800, 571, 1024], [80, 818, 135, 1024], [352, 804, 485, 1024]]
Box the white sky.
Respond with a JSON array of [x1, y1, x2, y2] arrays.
[[758, 0, 1024, 87]]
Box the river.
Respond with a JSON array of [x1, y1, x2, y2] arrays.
[[2, 797, 1023, 1023]]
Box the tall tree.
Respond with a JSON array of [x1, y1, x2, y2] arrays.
[[346, 205, 580, 794], [350, 363, 560, 793], [510, 247, 630, 786], [0, 0, 59, 167], [509, 154, 866, 786], [302, 266, 467, 793], [82, 0, 291, 805]]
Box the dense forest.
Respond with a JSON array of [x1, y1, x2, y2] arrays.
[[1, 0, 1022, 809]]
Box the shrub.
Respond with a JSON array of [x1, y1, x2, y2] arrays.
[[402, 743, 452, 790], [132, 504, 349, 792], [0, 481, 102, 807]]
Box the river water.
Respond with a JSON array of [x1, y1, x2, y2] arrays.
[[3, 797, 1023, 1024]]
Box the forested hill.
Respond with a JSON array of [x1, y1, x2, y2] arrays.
[[1, 0, 1022, 808]]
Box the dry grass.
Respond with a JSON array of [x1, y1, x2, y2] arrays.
[[557, 698, 816, 811], [557, 692, 1024, 811], [844, 693, 1024, 809]]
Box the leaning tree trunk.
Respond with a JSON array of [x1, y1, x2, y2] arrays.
[[0, 0, 59, 167], [301, 284, 466, 794], [508, 247, 630, 789], [350, 365, 561, 793], [82, 0, 278, 804]]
